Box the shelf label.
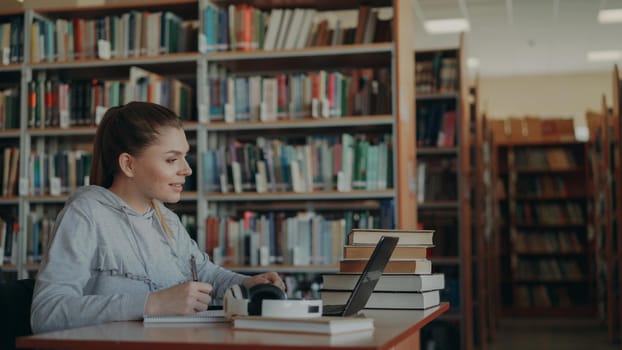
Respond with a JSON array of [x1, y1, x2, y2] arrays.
[[50, 177, 61, 196], [95, 106, 108, 125], [321, 98, 329, 118], [2, 48, 10, 65], [59, 110, 70, 128], [212, 246, 223, 265], [259, 246, 269, 266], [219, 173, 229, 193], [289, 101, 295, 118], [18, 178, 28, 196], [199, 33, 208, 54], [224, 103, 235, 123], [198, 104, 208, 123], [97, 40, 111, 60], [259, 102, 267, 121], [311, 98, 319, 118]]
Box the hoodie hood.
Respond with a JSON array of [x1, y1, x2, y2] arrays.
[[68, 185, 175, 290], [69, 185, 155, 219]]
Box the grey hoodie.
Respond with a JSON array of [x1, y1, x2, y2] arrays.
[[31, 185, 247, 333]]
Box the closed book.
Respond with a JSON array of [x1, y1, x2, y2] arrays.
[[343, 244, 431, 259], [339, 259, 432, 274], [232, 316, 374, 335], [348, 228, 434, 245], [321, 290, 440, 310], [322, 273, 444, 292]]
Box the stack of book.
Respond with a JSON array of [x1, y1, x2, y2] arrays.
[[321, 228, 444, 310]]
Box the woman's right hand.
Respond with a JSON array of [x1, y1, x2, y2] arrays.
[[144, 281, 213, 316]]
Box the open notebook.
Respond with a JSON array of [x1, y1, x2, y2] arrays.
[[143, 308, 228, 323]]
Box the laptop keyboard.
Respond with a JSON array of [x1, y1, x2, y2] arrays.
[[322, 304, 345, 316]]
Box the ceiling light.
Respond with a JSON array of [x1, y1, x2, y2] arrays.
[[424, 18, 470, 34], [587, 50, 622, 62], [467, 58, 479, 69], [598, 8, 622, 23]]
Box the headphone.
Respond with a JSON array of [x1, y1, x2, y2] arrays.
[[223, 283, 323, 319]]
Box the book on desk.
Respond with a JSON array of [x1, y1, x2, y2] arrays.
[[232, 315, 374, 335]]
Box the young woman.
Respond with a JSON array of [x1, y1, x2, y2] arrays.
[[31, 102, 284, 333]]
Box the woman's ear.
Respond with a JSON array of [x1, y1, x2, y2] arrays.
[[117, 152, 135, 178]]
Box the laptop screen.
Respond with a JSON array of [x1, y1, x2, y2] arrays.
[[341, 236, 399, 316]]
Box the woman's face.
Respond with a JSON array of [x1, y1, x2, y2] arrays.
[[131, 126, 192, 205]]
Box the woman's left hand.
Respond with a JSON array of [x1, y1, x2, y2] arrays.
[[242, 272, 286, 291]]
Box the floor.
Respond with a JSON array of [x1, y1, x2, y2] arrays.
[[488, 318, 619, 350]]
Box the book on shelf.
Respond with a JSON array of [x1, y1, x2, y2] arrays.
[[321, 290, 440, 310], [348, 228, 434, 245], [232, 315, 374, 335], [322, 272, 444, 292], [339, 258, 432, 274], [343, 244, 431, 259], [0, 88, 20, 129], [30, 10, 196, 62], [201, 5, 392, 53]]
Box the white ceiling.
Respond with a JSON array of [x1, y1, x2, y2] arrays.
[[412, 0, 622, 77]]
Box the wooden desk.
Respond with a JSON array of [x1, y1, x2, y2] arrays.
[[17, 303, 448, 350]]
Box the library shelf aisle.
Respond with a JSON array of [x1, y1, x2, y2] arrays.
[[0, 0, 202, 278], [414, 34, 473, 350], [495, 138, 596, 318]]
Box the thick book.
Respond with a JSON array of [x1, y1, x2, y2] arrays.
[[348, 229, 434, 245], [321, 290, 440, 310], [143, 309, 228, 324], [322, 273, 444, 292], [343, 244, 431, 259], [232, 316, 374, 335], [339, 259, 432, 274]]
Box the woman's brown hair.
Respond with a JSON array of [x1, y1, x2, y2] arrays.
[[90, 101, 183, 237]]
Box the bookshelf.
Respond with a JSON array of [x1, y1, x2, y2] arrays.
[[0, 0, 421, 314], [0, 1, 202, 278], [496, 138, 596, 318], [415, 34, 473, 350], [0, 9, 23, 280], [195, 0, 417, 299], [611, 64, 622, 346]]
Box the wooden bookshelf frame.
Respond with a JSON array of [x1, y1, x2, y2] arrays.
[[472, 78, 489, 349], [413, 34, 473, 350], [612, 64, 622, 347]]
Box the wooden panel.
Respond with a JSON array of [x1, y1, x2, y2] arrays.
[[613, 64, 622, 346], [602, 94, 617, 344], [458, 32, 473, 350], [394, 0, 417, 229]]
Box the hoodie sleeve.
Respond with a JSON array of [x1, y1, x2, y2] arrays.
[[31, 201, 148, 334], [170, 214, 247, 300]]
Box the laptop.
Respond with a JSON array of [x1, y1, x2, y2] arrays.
[[322, 235, 399, 316]]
